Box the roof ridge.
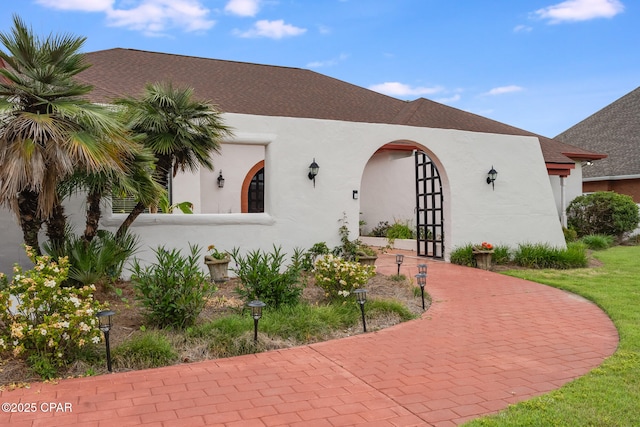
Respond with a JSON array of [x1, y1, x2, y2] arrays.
[[93, 47, 312, 72]]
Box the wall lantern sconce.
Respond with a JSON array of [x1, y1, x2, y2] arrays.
[[353, 288, 368, 332], [247, 300, 266, 342], [486, 166, 498, 190], [352, 190, 359, 200], [395, 254, 404, 275], [415, 273, 427, 310], [217, 171, 225, 188], [96, 310, 116, 372], [582, 160, 594, 167], [308, 158, 319, 187]]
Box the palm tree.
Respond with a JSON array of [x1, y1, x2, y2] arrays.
[[115, 82, 232, 238], [0, 15, 135, 252], [61, 146, 163, 243]]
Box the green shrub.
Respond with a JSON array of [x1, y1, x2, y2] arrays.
[[492, 245, 511, 265], [581, 234, 615, 250], [113, 332, 178, 369], [369, 221, 390, 237], [297, 242, 331, 271], [450, 244, 511, 267], [231, 246, 303, 308], [130, 245, 215, 329], [449, 244, 475, 267], [513, 242, 587, 269], [563, 227, 578, 243], [0, 247, 107, 377], [313, 254, 376, 301], [367, 299, 417, 322], [44, 230, 139, 287], [567, 192, 640, 238], [386, 221, 414, 240]]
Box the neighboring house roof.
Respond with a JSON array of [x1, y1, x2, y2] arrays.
[[76, 48, 603, 171], [556, 86, 640, 180]]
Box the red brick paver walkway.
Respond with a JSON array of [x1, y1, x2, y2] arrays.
[[1, 251, 618, 426]]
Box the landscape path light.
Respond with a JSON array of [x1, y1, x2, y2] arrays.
[[353, 288, 368, 332], [395, 253, 404, 275], [415, 273, 427, 310], [96, 310, 115, 372], [418, 263, 427, 275], [247, 300, 266, 342]]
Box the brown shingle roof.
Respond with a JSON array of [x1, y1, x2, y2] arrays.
[[556, 86, 640, 178], [77, 48, 603, 166]]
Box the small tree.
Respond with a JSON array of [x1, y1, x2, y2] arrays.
[[566, 192, 640, 238], [0, 15, 136, 253], [115, 82, 232, 238]]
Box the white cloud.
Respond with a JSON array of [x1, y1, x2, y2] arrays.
[[35, 0, 215, 35], [225, 0, 260, 17], [534, 0, 624, 23], [435, 94, 461, 104], [484, 85, 524, 96], [513, 24, 533, 33], [306, 53, 349, 68], [234, 19, 306, 39], [368, 82, 443, 97], [35, 0, 113, 12]]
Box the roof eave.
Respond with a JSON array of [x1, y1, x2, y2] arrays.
[[546, 162, 575, 177]]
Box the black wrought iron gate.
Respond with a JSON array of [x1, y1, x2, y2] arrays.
[[415, 151, 444, 259]]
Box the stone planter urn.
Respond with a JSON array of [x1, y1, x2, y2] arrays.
[[204, 255, 230, 283], [356, 253, 378, 266], [472, 250, 493, 270]]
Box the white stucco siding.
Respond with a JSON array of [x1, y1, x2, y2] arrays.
[[199, 143, 265, 214], [0, 207, 31, 274], [1, 112, 566, 275], [101, 113, 566, 268], [360, 150, 417, 235]]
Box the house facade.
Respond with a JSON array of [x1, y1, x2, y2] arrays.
[[0, 49, 604, 274]]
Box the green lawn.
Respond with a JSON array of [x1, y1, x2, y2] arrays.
[[465, 245, 640, 427]]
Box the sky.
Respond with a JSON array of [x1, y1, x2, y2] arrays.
[[1, 0, 637, 137]]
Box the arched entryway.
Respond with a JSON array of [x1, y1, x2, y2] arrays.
[[360, 142, 445, 259]]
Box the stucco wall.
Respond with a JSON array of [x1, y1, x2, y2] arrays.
[[97, 113, 565, 270], [0, 207, 31, 274], [1, 112, 567, 276], [360, 150, 416, 236], [196, 143, 265, 213]]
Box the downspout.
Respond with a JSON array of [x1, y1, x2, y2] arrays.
[[560, 176, 567, 228]]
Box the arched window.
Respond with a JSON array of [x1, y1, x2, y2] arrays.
[[241, 161, 265, 213], [247, 168, 264, 213]]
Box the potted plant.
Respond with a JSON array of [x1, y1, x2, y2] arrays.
[[204, 244, 230, 283], [472, 242, 494, 270], [355, 243, 378, 266]]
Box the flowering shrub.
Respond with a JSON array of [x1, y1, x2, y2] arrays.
[[473, 242, 494, 251], [0, 247, 107, 375], [314, 254, 375, 301]]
